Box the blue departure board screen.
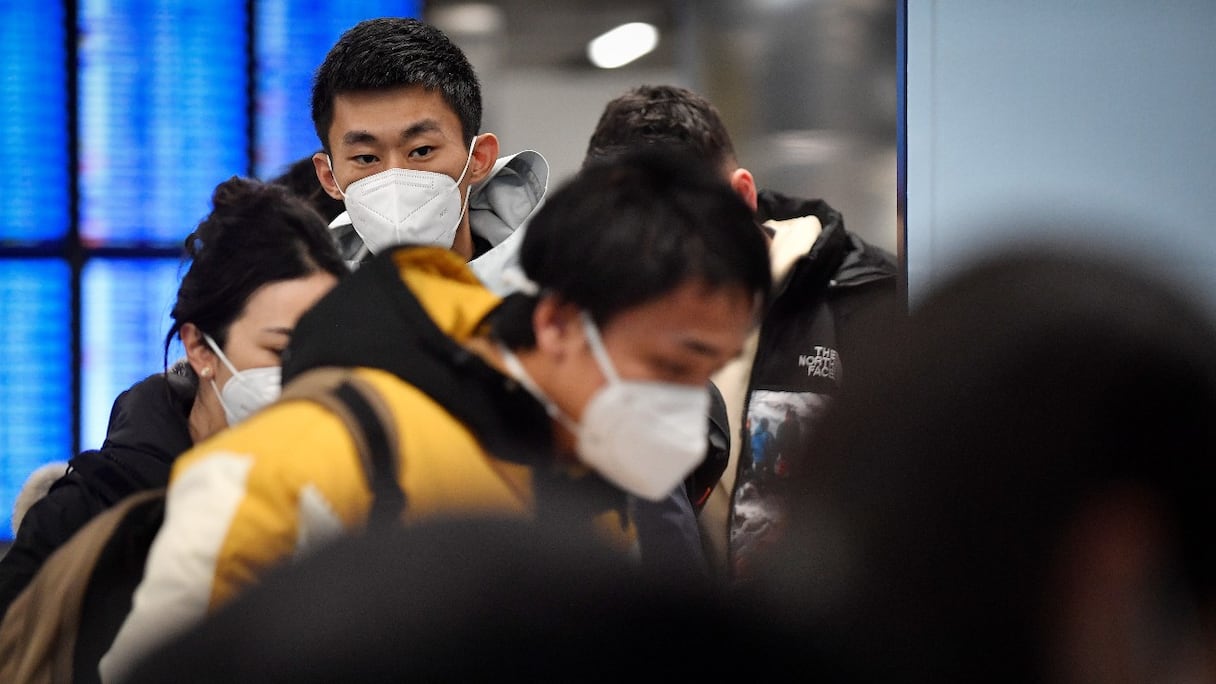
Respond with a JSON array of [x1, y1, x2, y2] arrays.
[[1, 1, 425, 543], [79, 1, 249, 246], [81, 258, 185, 452], [255, 0, 422, 179], [0, 5, 70, 244], [0, 260, 73, 539]]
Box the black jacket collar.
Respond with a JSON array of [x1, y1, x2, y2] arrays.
[[282, 247, 555, 467]]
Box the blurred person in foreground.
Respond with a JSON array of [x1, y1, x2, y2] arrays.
[[760, 246, 1216, 683], [100, 150, 771, 681], [123, 516, 871, 683]]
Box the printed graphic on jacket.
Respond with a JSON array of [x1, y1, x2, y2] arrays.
[[729, 350, 838, 581]]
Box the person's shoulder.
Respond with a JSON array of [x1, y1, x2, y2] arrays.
[[757, 187, 897, 284], [10, 461, 71, 536], [101, 372, 194, 470], [111, 372, 184, 412], [178, 397, 354, 474], [842, 231, 898, 276], [106, 370, 195, 429]]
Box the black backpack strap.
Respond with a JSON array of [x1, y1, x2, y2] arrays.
[[279, 369, 406, 527], [330, 380, 406, 526]]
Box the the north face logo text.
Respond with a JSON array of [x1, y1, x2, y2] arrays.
[[797, 347, 839, 380]]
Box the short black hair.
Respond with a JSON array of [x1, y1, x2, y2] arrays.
[[165, 177, 347, 366], [311, 17, 482, 153], [585, 85, 736, 172], [492, 150, 770, 349]]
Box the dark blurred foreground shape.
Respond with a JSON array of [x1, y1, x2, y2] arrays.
[[758, 246, 1216, 684], [125, 516, 869, 683]]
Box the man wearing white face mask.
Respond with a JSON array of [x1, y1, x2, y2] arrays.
[[308, 18, 548, 296], [99, 151, 770, 681]]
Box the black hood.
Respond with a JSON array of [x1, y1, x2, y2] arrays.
[[281, 247, 555, 467]]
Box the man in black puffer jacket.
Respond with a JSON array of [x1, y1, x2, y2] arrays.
[[586, 85, 900, 581]]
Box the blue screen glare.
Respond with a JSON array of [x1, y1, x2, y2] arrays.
[[1, 0, 424, 543], [81, 258, 185, 452], [79, 0, 249, 246], [0, 261, 73, 540], [0, 5, 70, 244], [255, 0, 422, 180]]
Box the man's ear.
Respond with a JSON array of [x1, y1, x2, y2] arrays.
[[467, 133, 501, 185], [312, 151, 345, 201], [729, 167, 759, 213], [181, 323, 218, 380], [531, 294, 582, 359]]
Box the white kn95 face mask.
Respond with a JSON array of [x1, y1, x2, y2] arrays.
[[202, 333, 282, 426], [498, 312, 710, 501], [328, 140, 476, 255]]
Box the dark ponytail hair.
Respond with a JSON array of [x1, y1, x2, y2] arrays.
[[163, 176, 347, 369]]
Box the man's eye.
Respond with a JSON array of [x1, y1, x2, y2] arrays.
[[655, 361, 691, 379], [409, 146, 434, 159], [352, 154, 378, 164]]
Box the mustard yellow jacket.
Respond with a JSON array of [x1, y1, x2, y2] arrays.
[[102, 247, 631, 682]]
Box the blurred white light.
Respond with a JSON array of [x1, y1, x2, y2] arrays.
[[587, 22, 659, 69], [429, 3, 505, 36]]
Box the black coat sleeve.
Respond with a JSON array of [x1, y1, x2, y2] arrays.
[[0, 475, 108, 621], [631, 486, 709, 581]]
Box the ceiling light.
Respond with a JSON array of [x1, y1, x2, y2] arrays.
[[429, 3, 505, 36], [587, 22, 659, 69]]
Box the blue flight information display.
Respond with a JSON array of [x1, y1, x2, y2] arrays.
[[78, 0, 249, 246], [0, 260, 73, 538], [256, 0, 422, 179], [81, 258, 184, 451], [0, 1, 421, 541], [0, 5, 69, 244]]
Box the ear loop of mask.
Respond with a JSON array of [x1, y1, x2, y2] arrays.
[[452, 135, 478, 225], [500, 311, 619, 437], [202, 332, 242, 378], [497, 343, 579, 434], [325, 154, 348, 198], [579, 311, 621, 385], [201, 332, 240, 416]]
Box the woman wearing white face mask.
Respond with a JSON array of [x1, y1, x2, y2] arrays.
[[0, 177, 346, 621]]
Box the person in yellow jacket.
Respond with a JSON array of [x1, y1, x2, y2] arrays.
[[100, 151, 771, 681]]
